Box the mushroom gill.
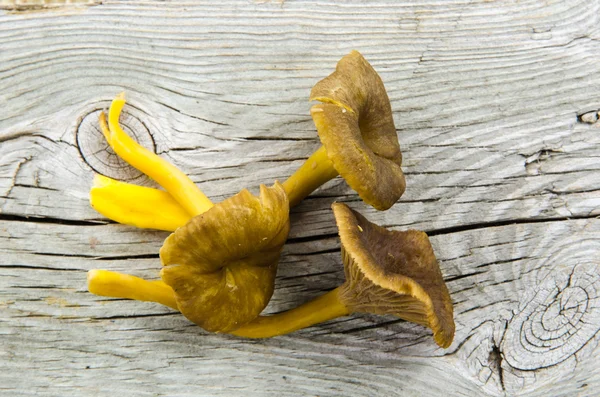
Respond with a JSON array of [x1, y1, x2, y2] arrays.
[[334, 203, 455, 348]]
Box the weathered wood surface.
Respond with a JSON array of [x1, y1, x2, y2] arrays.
[[1, 1, 599, 396]]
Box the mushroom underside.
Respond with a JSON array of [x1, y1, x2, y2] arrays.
[[333, 203, 455, 348]]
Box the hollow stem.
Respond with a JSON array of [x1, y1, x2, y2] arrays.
[[231, 287, 350, 338], [282, 145, 339, 207], [102, 93, 213, 216], [90, 174, 192, 231], [87, 269, 178, 310]]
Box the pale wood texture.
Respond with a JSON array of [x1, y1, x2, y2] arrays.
[[1, 1, 600, 396]]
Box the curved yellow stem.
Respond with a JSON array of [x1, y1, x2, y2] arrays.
[[87, 269, 178, 310], [282, 145, 339, 207], [87, 273, 350, 338], [90, 174, 192, 231], [231, 288, 350, 338], [102, 93, 213, 216]]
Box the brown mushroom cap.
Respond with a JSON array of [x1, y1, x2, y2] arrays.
[[332, 203, 455, 348], [159, 183, 290, 333], [310, 51, 405, 210]]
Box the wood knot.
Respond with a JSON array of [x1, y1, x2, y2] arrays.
[[76, 108, 155, 184], [577, 109, 599, 125], [502, 256, 600, 371]]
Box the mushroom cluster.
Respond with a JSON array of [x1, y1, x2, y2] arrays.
[[87, 51, 455, 348]]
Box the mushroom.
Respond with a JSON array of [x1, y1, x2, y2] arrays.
[[87, 50, 410, 334], [89, 95, 292, 329], [87, 269, 178, 310], [87, 182, 290, 332], [233, 202, 454, 348], [90, 174, 190, 231], [90, 93, 213, 229], [93, 50, 405, 228], [90, 203, 455, 348], [282, 50, 406, 209]]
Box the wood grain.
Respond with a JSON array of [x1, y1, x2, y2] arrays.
[[1, 0, 599, 396]]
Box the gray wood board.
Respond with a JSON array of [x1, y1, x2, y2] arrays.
[[1, 1, 599, 396]]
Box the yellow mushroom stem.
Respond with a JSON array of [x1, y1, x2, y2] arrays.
[[282, 145, 339, 207], [231, 288, 350, 338], [86, 271, 350, 337], [87, 269, 178, 310], [90, 174, 192, 231], [101, 93, 213, 216], [93, 142, 338, 225], [95, 96, 339, 222]]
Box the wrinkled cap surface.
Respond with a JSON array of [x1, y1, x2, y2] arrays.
[[160, 183, 290, 333], [332, 203, 455, 348], [310, 50, 405, 210]]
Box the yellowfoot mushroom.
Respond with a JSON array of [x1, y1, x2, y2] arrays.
[[88, 183, 290, 332], [86, 51, 410, 336], [88, 95, 292, 329], [283, 50, 406, 209], [233, 202, 454, 348]]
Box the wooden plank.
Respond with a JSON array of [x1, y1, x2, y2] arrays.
[[1, 0, 599, 396], [1, 1, 599, 236], [1, 219, 599, 395]]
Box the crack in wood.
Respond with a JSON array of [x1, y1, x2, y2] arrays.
[[285, 233, 339, 244], [425, 214, 599, 237], [0, 264, 83, 272], [92, 312, 180, 321], [340, 318, 406, 334], [0, 214, 109, 226], [475, 256, 532, 269], [489, 344, 506, 392], [445, 270, 487, 283], [242, 136, 316, 142], [27, 251, 160, 261]]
